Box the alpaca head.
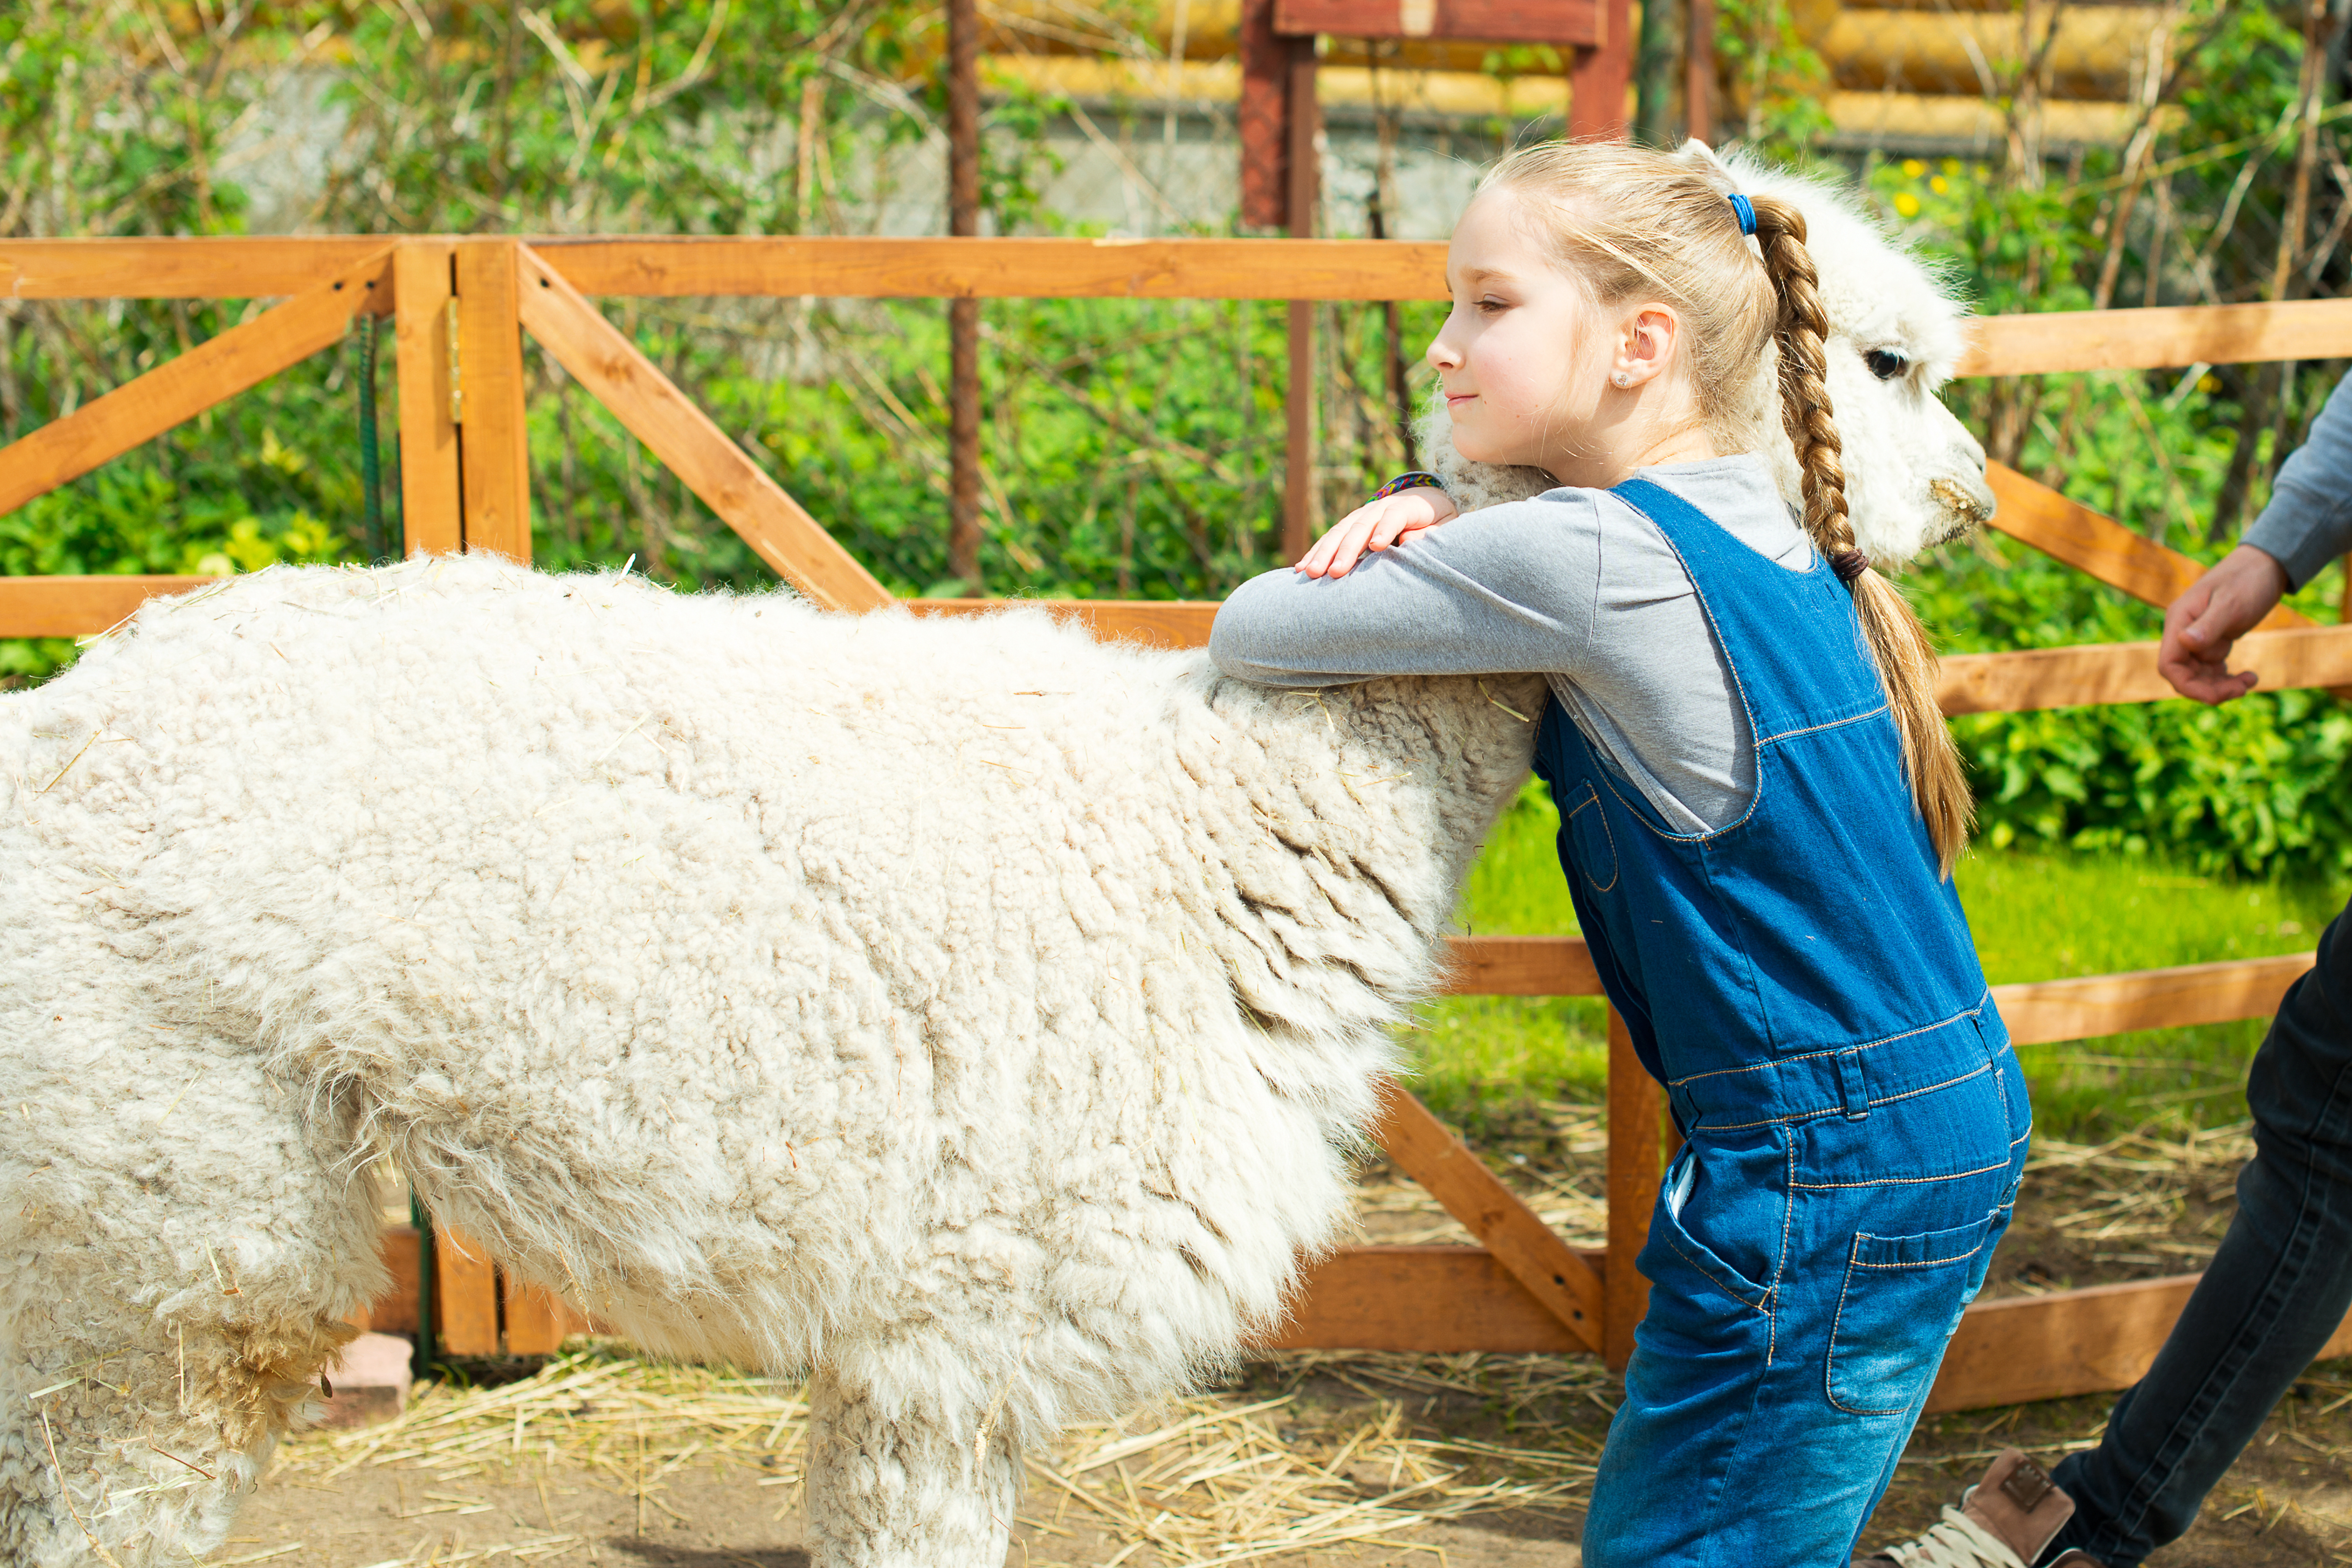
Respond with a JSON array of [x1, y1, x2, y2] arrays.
[[1422, 142, 1993, 568]]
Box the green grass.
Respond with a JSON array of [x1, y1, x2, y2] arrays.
[[1411, 784, 2351, 1140]]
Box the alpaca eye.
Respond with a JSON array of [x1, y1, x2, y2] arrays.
[[1865, 349, 1909, 381]]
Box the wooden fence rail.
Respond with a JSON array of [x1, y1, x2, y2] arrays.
[[3, 235, 2341, 1410]]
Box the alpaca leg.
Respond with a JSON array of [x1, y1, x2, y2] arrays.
[[802, 1364, 1017, 1568], [0, 1009, 385, 1567]]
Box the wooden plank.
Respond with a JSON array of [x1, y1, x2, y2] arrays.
[[907, 598, 1218, 649], [535, 236, 1451, 301], [514, 243, 891, 612], [1926, 1275, 2202, 1412], [1272, 0, 1601, 43], [8, 242, 2349, 375], [1440, 933, 1602, 995], [1961, 297, 2352, 378], [1604, 1006, 1661, 1370], [394, 242, 461, 557], [432, 1226, 502, 1356], [1269, 1250, 2352, 1409], [1986, 462, 2309, 631], [0, 574, 221, 639], [353, 1225, 424, 1335], [0, 248, 393, 518], [1995, 953, 2315, 1046], [0, 234, 1450, 303], [0, 237, 396, 300], [1369, 1080, 1605, 1352], [500, 1276, 571, 1356], [1256, 1245, 1591, 1353], [1937, 624, 2352, 715], [454, 241, 531, 561]]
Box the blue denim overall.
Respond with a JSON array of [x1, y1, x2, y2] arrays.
[[1542, 480, 2033, 1568]]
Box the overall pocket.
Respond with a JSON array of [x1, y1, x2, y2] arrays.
[[1825, 1212, 1999, 1417], [1558, 780, 1618, 893]]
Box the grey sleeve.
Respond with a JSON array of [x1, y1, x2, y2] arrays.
[[1206, 500, 1597, 685], [2244, 370, 2352, 590]]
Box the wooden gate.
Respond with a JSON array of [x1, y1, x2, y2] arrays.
[[8, 234, 2352, 1409]]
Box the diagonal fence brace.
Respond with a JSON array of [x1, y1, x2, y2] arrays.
[[1369, 1077, 1605, 1354], [512, 242, 891, 613]]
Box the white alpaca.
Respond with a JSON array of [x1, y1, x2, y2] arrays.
[[0, 557, 1545, 1568], [1429, 144, 1994, 563], [0, 148, 1994, 1568]]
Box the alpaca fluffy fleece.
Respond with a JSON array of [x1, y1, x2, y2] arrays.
[[0, 555, 1543, 1567], [1429, 143, 1993, 564]]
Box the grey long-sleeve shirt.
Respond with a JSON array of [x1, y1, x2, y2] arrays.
[[2246, 371, 2352, 589], [1208, 454, 1812, 834]]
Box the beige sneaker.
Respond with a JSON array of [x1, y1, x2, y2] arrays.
[[1854, 1450, 2107, 1568]]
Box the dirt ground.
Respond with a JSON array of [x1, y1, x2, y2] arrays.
[[219, 1114, 2327, 1567], [233, 1354, 2352, 1567]]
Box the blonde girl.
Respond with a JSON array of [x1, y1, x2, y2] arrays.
[[1210, 142, 2027, 1566]]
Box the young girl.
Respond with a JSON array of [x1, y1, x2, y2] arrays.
[[1209, 142, 2028, 1566]]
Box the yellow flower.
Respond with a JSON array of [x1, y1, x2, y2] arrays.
[[2199, 374, 2221, 394], [1942, 158, 1962, 177], [1901, 159, 1926, 178], [1893, 191, 1922, 218], [1929, 176, 1949, 195]]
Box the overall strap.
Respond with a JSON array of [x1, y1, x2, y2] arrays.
[[1610, 475, 1884, 741]]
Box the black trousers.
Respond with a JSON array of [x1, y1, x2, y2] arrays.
[[2049, 901, 2352, 1565]]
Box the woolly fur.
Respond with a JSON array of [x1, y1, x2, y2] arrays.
[[0, 556, 1543, 1567], [1428, 144, 1993, 565]]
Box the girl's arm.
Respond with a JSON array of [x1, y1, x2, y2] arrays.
[[1209, 498, 1597, 687]]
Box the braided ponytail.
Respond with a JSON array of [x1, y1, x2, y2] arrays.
[[1749, 195, 1971, 875]]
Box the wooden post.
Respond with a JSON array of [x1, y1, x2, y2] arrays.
[[394, 242, 461, 556], [1605, 1006, 1663, 1371], [1687, 0, 1716, 145], [453, 239, 531, 562], [1569, 0, 1634, 140], [1282, 39, 1319, 562], [433, 1225, 502, 1357], [946, 0, 983, 591], [1239, 0, 1291, 229]]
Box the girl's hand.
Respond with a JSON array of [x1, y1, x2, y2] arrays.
[[1295, 487, 1459, 579]]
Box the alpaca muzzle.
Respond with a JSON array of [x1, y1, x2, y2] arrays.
[[1926, 464, 1997, 543]]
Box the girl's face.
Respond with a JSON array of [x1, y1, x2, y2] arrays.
[[1428, 187, 1706, 486]]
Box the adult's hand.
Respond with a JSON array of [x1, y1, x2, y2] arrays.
[[1296, 487, 1459, 579], [2159, 545, 2291, 704]]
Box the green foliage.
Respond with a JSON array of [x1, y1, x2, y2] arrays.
[[1710, 0, 1835, 156]]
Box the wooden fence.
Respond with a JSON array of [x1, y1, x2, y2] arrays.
[[8, 235, 2352, 1412]]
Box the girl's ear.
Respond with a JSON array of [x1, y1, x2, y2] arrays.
[[1611, 305, 1682, 390]]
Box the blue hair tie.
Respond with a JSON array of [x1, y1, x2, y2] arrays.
[[1727, 192, 1757, 236]]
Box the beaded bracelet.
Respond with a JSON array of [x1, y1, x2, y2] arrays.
[[1371, 471, 1450, 501]]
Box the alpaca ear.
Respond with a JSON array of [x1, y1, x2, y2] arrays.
[[1675, 139, 1735, 180]]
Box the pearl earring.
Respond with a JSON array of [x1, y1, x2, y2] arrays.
[[1612, 371, 1630, 387]]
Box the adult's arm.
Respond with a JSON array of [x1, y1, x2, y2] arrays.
[[2156, 369, 2352, 702], [1207, 500, 1593, 687], [2242, 370, 2352, 590]]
